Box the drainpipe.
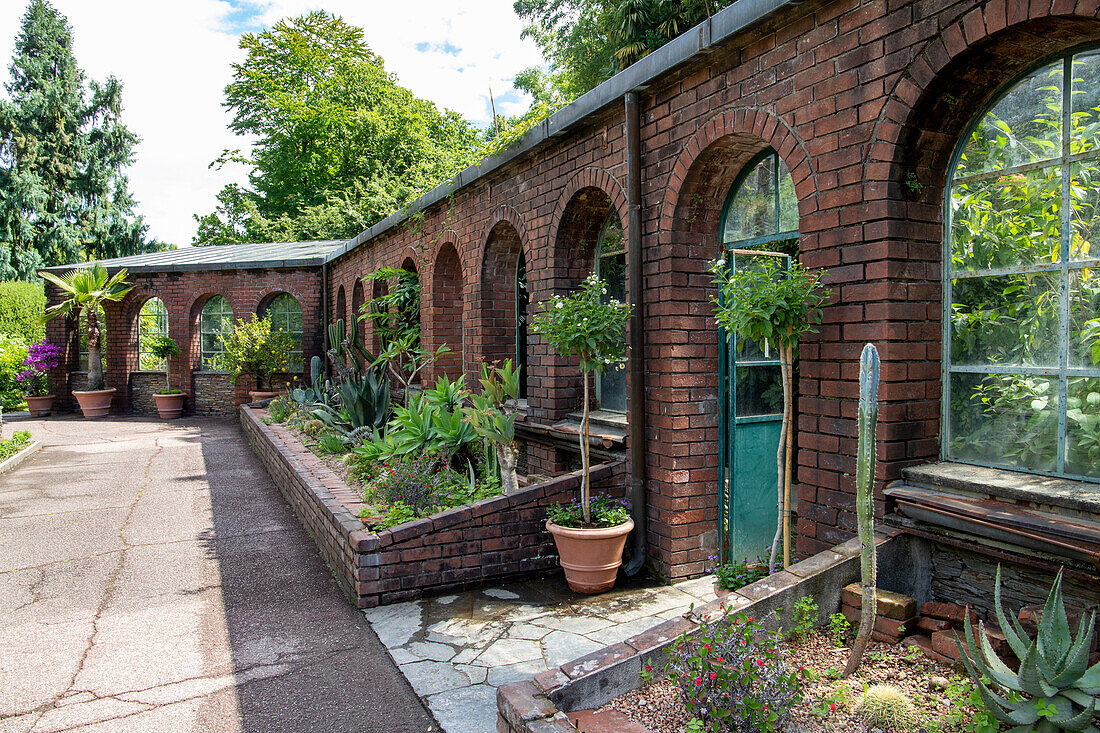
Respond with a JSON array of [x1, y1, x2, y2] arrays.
[[622, 90, 647, 577]]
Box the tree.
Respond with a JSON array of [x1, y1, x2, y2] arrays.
[[194, 12, 484, 244], [0, 0, 149, 280]]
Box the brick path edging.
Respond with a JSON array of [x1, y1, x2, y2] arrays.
[[240, 405, 627, 608], [496, 532, 904, 733]]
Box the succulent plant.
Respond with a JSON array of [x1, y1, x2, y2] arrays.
[[856, 684, 918, 730], [958, 566, 1100, 732]]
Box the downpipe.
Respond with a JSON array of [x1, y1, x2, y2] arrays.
[[622, 90, 648, 577]]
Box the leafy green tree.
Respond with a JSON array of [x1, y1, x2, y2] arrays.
[[194, 11, 484, 244], [0, 0, 149, 280]]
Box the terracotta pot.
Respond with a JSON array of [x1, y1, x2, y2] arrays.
[[546, 517, 634, 594], [153, 391, 188, 419], [714, 582, 731, 598], [25, 394, 55, 417], [249, 390, 279, 403], [73, 388, 115, 418]]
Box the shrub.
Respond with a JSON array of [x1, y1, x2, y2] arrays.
[[216, 313, 293, 390], [708, 555, 770, 592], [856, 684, 918, 730], [665, 611, 802, 732], [0, 334, 28, 410], [16, 339, 62, 397], [372, 455, 455, 517], [0, 430, 32, 461], [547, 494, 630, 528], [0, 281, 45, 343]]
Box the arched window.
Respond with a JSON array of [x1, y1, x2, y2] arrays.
[[945, 49, 1100, 480], [199, 296, 233, 371], [138, 298, 168, 371], [595, 213, 627, 412], [516, 250, 529, 399], [264, 294, 303, 371]]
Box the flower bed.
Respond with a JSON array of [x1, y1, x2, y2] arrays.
[[241, 405, 627, 608], [0, 430, 32, 462]]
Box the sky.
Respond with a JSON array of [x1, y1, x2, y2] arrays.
[[0, 0, 546, 246]]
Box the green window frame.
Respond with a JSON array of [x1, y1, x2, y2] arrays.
[[137, 298, 168, 371], [263, 293, 303, 372], [199, 296, 233, 371], [943, 48, 1100, 481], [516, 251, 529, 399]]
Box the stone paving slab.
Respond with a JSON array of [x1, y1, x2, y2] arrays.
[[363, 574, 718, 733]]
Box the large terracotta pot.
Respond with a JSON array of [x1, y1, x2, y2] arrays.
[[546, 517, 634, 594], [25, 394, 55, 417], [73, 388, 115, 418], [249, 390, 279, 403], [153, 392, 188, 419]]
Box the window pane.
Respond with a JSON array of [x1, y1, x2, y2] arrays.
[[138, 298, 168, 371], [956, 60, 1063, 177], [778, 158, 798, 233], [1070, 269, 1100, 368], [724, 155, 776, 242], [950, 272, 1059, 368], [948, 372, 1058, 473], [1072, 51, 1100, 154], [950, 165, 1062, 271], [1070, 159, 1100, 260], [1066, 377, 1100, 476], [735, 364, 782, 417]]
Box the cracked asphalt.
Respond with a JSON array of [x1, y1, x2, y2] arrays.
[[0, 415, 436, 733]]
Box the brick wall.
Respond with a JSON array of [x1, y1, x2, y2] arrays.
[[240, 406, 627, 607]]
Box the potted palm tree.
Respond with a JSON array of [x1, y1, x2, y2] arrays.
[[42, 264, 133, 418], [531, 273, 633, 594], [147, 335, 186, 419], [217, 313, 293, 402]]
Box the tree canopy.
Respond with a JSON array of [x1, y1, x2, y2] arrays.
[[0, 0, 150, 280], [194, 11, 485, 245]]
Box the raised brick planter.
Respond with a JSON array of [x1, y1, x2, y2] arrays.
[[240, 405, 627, 607]]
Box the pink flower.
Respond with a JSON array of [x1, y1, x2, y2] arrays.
[[694, 677, 702, 686], [708, 672, 717, 681]]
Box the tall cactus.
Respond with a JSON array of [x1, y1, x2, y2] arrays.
[[845, 342, 880, 677]]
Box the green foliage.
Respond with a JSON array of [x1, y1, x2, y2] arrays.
[[828, 612, 852, 646], [790, 595, 818, 641], [146, 335, 181, 393], [0, 334, 28, 410], [856, 684, 919, 730], [193, 11, 483, 244], [531, 273, 631, 375], [362, 268, 420, 348], [41, 264, 132, 391], [546, 494, 630, 528], [0, 0, 150, 280], [0, 429, 31, 461], [314, 433, 347, 456], [372, 333, 452, 404], [707, 554, 769, 592], [958, 566, 1100, 733], [215, 313, 294, 390], [291, 355, 331, 406], [0, 281, 45, 342]]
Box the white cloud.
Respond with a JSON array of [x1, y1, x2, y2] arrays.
[[0, 0, 545, 247]]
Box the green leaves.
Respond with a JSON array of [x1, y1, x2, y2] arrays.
[[215, 313, 294, 389], [529, 273, 631, 375]]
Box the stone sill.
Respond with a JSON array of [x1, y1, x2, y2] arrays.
[[900, 461, 1100, 518]]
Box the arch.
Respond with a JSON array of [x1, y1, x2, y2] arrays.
[[351, 279, 365, 348], [546, 168, 628, 263], [399, 257, 421, 348], [335, 284, 347, 327], [482, 205, 529, 249], [261, 292, 304, 372], [430, 241, 464, 379], [479, 219, 528, 391], [136, 296, 169, 371], [196, 295, 234, 371], [369, 276, 389, 353]]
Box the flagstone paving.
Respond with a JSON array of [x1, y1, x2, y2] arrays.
[[364, 574, 719, 733]]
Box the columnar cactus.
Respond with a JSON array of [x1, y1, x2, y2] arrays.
[[845, 342, 879, 677]]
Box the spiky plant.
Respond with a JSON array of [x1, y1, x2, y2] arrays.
[[958, 566, 1100, 732], [856, 684, 918, 730]]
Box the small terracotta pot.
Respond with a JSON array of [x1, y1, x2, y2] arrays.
[[546, 517, 634, 594], [249, 390, 279, 403], [73, 388, 115, 418], [25, 394, 55, 417], [153, 392, 188, 419], [714, 582, 731, 598]]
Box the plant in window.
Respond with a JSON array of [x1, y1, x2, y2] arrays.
[[216, 313, 294, 394], [42, 264, 133, 418], [530, 272, 633, 593], [361, 267, 420, 348], [709, 256, 829, 571]]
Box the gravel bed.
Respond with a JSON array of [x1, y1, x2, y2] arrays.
[[604, 631, 989, 733]]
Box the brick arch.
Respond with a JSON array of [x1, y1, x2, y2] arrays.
[[659, 106, 816, 248], [429, 241, 464, 380], [369, 276, 388, 353], [477, 219, 528, 374], [125, 292, 169, 374], [335, 284, 347, 326], [188, 292, 236, 372], [351, 279, 365, 348], [545, 167, 628, 266], [482, 205, 530, 249]]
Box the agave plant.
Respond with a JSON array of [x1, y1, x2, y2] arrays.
[[958, 566, 1100, 732]]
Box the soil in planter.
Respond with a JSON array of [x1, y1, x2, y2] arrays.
[[602, 632, 990, 733]]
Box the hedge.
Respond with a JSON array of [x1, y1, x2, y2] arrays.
[[0, 281, 45, 343]]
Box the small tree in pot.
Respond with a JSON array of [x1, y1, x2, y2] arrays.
[[531, 273, 633, 593], [217, 313, 294, 401], [147, 335, 186, 418], [42, 264, 133, 418]]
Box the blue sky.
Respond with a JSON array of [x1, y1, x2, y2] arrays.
[[0, 0, 545, 245]]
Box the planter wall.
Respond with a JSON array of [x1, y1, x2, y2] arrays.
[[193, 373, 236, 417], [129, 372, 167, 416], [241, 406, 628, 608]]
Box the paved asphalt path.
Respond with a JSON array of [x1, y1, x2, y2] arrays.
[[0, 415, 437, 733]]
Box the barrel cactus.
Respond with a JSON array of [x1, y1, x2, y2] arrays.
[[957, 566, 1100, 732], [856, 684, 918, 730]]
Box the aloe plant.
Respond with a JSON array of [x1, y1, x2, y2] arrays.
[[958, 567, 1100, 732], [844, 342, 879, 677]]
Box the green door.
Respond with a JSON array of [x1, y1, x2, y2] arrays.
[[720, 250, 787, 563]]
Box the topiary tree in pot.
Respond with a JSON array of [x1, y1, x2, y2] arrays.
[[531, 273, 633, 593], [147, 335, 186, 418], [42, 264, 133, 418]]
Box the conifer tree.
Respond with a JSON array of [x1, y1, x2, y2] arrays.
[[0, 0, 149, 280]]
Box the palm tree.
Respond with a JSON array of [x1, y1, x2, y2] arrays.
[[42, 264, 133, 391]]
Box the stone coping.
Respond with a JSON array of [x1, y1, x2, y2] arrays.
[[496, 532, 904, 733], [0, 440, 42, 476]]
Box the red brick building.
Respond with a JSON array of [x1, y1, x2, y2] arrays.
[[45, 0, 1100, 607]]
